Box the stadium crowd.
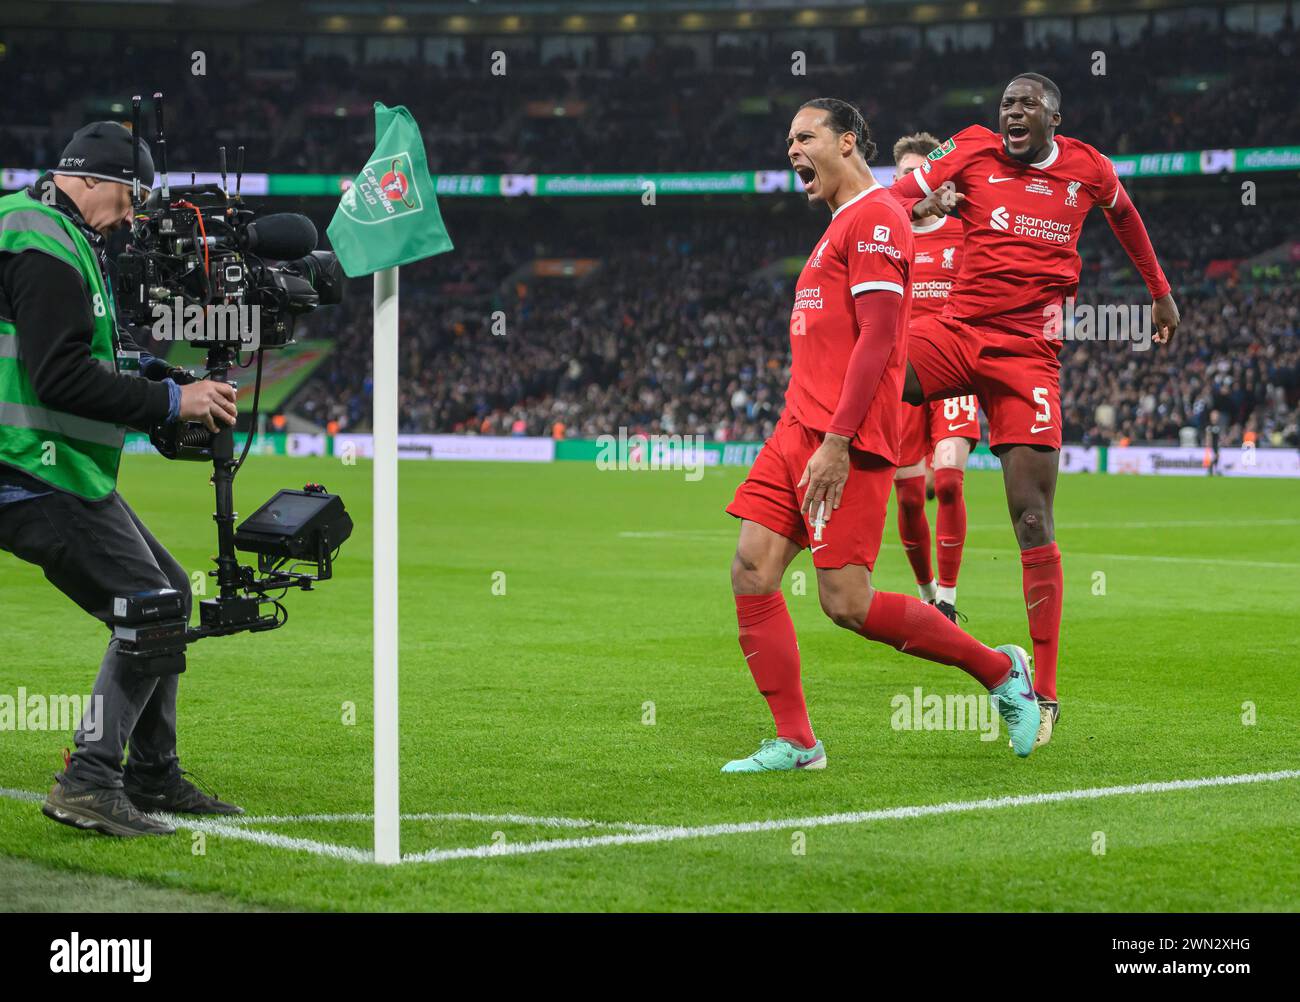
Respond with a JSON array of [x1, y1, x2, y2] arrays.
[[1, 15, 1298, 174], [5, 6, 1296, 450], [289, 194, 1300, 449]]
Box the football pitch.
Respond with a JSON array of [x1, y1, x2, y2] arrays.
[[1, 454, 1297, 912]]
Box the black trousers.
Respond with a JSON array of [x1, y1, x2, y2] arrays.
[[0, 488, 191, 789]]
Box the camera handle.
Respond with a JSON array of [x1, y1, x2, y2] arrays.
[[204, 343, 243, 601]]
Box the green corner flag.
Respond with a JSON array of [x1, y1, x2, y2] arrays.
[[327, 102, 453, 278]]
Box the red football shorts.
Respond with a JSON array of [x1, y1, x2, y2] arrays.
[[898, 394, 982, 468], [907, 314, 1062, 450], [726, 411, 895, 570]]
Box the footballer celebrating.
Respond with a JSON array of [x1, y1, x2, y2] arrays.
[[890, 74, 1180, 746], [721, 99, 1040, 773], [891, 132, 979, 623]]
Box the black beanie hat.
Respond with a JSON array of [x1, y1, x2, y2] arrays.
[[53, 121, 155, 192]]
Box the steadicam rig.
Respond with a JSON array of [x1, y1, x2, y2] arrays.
[[108, 93, 352, 670], [115, 94, 343, 349]]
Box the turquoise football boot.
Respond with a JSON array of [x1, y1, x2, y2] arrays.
[[721, 737, 826, 773], [990, 645, 1041, 758]]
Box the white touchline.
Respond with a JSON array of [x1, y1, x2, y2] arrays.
[[619, 519, 1300, 541], [171, 815, 374, 863], [963, 518, 1300, 532], [0, 787, 43, 803], [962, 546, 1300, 570], [399, 770, 1300, 865], [4, 771, 1295, 866], [219, 810, 663, 831], [615, 533, 1299, 570]]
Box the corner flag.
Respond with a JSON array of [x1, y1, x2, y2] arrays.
[[327, 103, 453, 864], [327, 102, 453, 277]]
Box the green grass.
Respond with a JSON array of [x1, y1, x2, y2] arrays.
[[1, 455, 1298, 911]]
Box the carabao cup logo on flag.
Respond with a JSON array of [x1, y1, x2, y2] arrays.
[[381, 160, 419, 209], [328, 102, 452, 277], [338, 152, 424, 224]]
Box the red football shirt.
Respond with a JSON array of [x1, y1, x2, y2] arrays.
[[909, 213, 963, 318], [785, 185, 913, 462], [892, 125, 1120, 339]]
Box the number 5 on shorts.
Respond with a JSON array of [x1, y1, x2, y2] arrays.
[[1032, 387, 1051, 425]]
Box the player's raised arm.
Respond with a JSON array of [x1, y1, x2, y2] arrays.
[[1102, 181, 1180, 344], [891, 170, 966, 221], [889, 133, 969, 220]]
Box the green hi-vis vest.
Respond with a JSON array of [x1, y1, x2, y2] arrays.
[[0, 189, 125, 501]]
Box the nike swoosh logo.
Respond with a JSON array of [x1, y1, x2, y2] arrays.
[[744, 651, 758, 660], [1019, 664, 1035, 701], [810, 544, 828, 553], [795, 753, 823, 768], [1027, 596, 1048, 610], [947, 422, 971, 431], [940, 540, 962, 547], [1029, 425, 1054, 434], [988, 175, 1015, 183]]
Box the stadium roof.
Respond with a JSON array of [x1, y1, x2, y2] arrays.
[[7, 0, 1262, 34]]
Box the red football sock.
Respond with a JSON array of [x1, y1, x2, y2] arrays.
[[894, 475, 933, 586], [858, 591, 1010, 689], [1021, 542, 1062, 701], [735, 592, 815, 748], [934, 468, 966, 588]]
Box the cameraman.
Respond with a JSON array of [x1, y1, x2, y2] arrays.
[[0, 122, 243, 836]]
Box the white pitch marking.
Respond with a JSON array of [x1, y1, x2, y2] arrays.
[[0, 787, 43, 803], [0, 788, 660, 862], [6, 771, 1296, 866], [961, 546, 1300, 570], [618, 531, 1299, 568], [401, 769, 1300, 864], [621, 518, 1300, 540], [965, 518, 1300, 532], [221, 810, 664, 832], [0, 787, 372, 862], [168, 815, 374, 863]]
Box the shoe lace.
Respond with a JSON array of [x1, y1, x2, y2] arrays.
[[110, 788, 156, 823], [754, 738, 793, 760], [994, 693, 1024, 726], [177, 768, 224, 804]]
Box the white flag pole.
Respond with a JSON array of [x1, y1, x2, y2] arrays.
[[373, 265, 401, 864]]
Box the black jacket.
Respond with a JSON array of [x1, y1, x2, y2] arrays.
[[0, 173, 172, 433]]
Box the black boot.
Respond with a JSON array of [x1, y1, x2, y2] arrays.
[[42, 777, 176, 837], [124, 769, 244, 816]]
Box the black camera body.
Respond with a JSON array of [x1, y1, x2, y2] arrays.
[[107, 92, 350, 664], [115, 182, 343, 351]]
